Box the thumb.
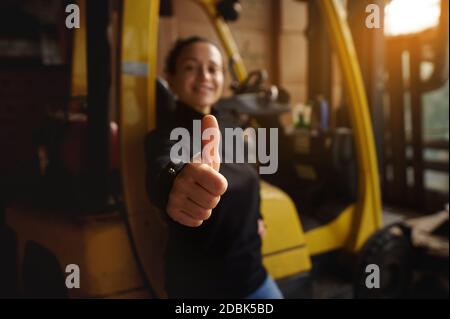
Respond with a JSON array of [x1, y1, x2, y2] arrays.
[[201, 114, 221, 171]]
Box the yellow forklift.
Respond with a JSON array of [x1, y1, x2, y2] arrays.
[[1, 0, 382, 298]]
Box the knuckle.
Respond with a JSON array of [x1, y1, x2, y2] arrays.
[[184, 217, 203, 227], [199, 163, 210, 171], [196, 163, 210, 177], [212, 174, 228, 196], [191, 219, 203, 227], [218, 176, 228, 194], [204, 209, 213, 220], [211, 196, 221, 209], [198, 208, 212, 220], [166, 207, 178, 220], [205, 195, 220, 209]]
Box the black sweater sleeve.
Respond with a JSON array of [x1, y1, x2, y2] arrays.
[[144, 129, 186, 215]]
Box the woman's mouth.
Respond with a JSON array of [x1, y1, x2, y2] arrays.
[[193, 84, 214, 94]]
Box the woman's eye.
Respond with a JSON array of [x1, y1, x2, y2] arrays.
[[208, 67, 219, 74], [183, 64, 196, 72]]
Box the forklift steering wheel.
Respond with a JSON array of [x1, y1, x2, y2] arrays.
[[235, 70, 267, 94]]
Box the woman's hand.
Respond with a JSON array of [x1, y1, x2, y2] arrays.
[[166, 115, 227, 227], [167, 162, 227, 227], [258, 218, 267, 238]]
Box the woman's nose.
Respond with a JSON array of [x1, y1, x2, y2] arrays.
[[198, 66, 211, 80]]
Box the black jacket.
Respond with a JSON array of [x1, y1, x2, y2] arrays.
[[145, 102, 266, 298]]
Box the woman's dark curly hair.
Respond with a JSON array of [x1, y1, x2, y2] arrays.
[[164, 36, 222, 75]]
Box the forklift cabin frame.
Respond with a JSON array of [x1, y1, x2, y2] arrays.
[[119, 0, 382, 297]]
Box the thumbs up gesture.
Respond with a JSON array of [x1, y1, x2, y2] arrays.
[[166, 115, 228, 227]]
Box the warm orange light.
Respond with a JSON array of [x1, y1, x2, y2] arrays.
[[385, 0, 441, 36]]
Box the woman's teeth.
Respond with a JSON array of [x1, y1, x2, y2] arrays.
[[194, 85, 212, 93]]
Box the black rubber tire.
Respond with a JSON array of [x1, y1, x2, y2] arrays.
[[353, 223, 413, 299]]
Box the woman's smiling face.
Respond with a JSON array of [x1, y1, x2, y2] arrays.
[[168, 41, 224, 114]]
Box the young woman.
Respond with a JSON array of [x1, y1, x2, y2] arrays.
[[146, 36, 283, 299]]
